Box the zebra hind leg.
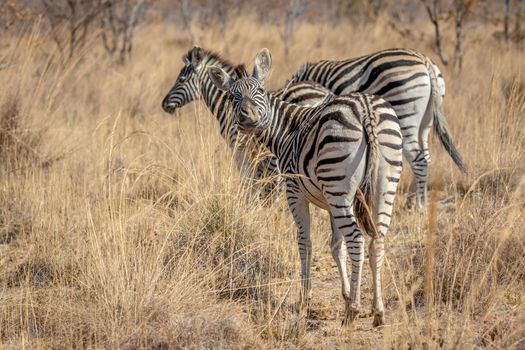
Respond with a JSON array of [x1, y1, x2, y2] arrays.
[[329, 204, 364, 326], [285, 190, 312, 311], [329, 215, 351, 302], [368, 154, 401, 327], [369, 236, 386, 326]]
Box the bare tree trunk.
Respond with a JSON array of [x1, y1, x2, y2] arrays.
[[179, 0, 196, 44], [453, 0, 470, 71], [420, 0, 449, 66], [98, 0, 148, 65], [283, 11, 294, 58], [281, 0, 306, 58], [101, 0, 118, 54], [504, 0, 511, 42], [119, 0, 144, 64], [42, 0, 110, 61], [514, 0, 525, 48], [67, 0, 77, 59], [217, 3, 229, 55], [453, 18, 464, 70]]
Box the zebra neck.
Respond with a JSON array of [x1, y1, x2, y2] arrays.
[[198, 62, 238, 134], [256, 94, 304, 160]]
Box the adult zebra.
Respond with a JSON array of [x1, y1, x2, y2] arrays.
[[290, 48, 467, 209], [161, 47, 331, 197], [208, 48, 403, 326]]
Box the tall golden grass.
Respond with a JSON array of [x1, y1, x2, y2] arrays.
[[0, 15, 524, 349]]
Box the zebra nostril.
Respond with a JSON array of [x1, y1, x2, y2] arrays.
[[162, 96, 177, 113], [247, 106, 259, 123], [238, 113, 247, 123], [163, 103, 175, 114]]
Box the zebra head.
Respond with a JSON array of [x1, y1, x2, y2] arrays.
[[207, 49, 273, 134], [161, 46, 207, 114]]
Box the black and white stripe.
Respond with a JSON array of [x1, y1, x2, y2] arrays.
[[208, 49, 403, 327], [291, 48, 466, 209], [161, 47, 331, 196]]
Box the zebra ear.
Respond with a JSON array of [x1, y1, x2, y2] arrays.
[[190, 46, 205, 69], [208, 66, 233, 92], [253, 48, 272, 84]]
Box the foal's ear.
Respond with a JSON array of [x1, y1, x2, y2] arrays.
[[190, 46, 205, 69], [253, 48, 272, 84], [208, 66, 234, 91]]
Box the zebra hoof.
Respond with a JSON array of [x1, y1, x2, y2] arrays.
[[372, 312, 385, 327], [342, 304, 359, 326], [298, 294, 312, 315]]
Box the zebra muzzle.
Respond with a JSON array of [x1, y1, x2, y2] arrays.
[[162, 95, 177, 114], [239, 99, 260, 126]]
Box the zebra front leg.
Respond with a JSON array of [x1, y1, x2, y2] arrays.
[[233, 146, 250, 176], [329, 215, 351, 302], [414, 121, 432, 210], [412, 149, 430, 211], [254, 156, 282, 203], [330, 204, 364, 325], [405, 114, 432, 210], [286, 188, 312, 309], [233, 148, 255, 191]]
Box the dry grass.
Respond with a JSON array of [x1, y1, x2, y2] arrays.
[[0, 15, 524, 349]]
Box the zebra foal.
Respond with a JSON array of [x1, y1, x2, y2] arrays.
[[208, 48, 403, 326], [290, 48, 467, 209]]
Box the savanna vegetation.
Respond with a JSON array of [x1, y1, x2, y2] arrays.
[[0, 0, 524, 348]]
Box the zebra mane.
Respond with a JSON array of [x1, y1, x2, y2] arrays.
[[233, 64, 249, 78], [184, 47, 236, 69], [183, 47, 251, 79], [204, 50, 235, 68]]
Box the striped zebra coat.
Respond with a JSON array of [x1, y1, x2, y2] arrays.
[[161, 47, 331, 197], [208, 49, 403, 327], [291, 48, 466, 209]]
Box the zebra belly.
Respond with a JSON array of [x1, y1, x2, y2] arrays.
[[297, 178, 330, 209]]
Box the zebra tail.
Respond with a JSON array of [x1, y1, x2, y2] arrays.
[[354, 109, 380, 236], [426, 59, 468, 173]]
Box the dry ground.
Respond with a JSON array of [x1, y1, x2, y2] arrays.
[[0, 16, 524, 349]]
